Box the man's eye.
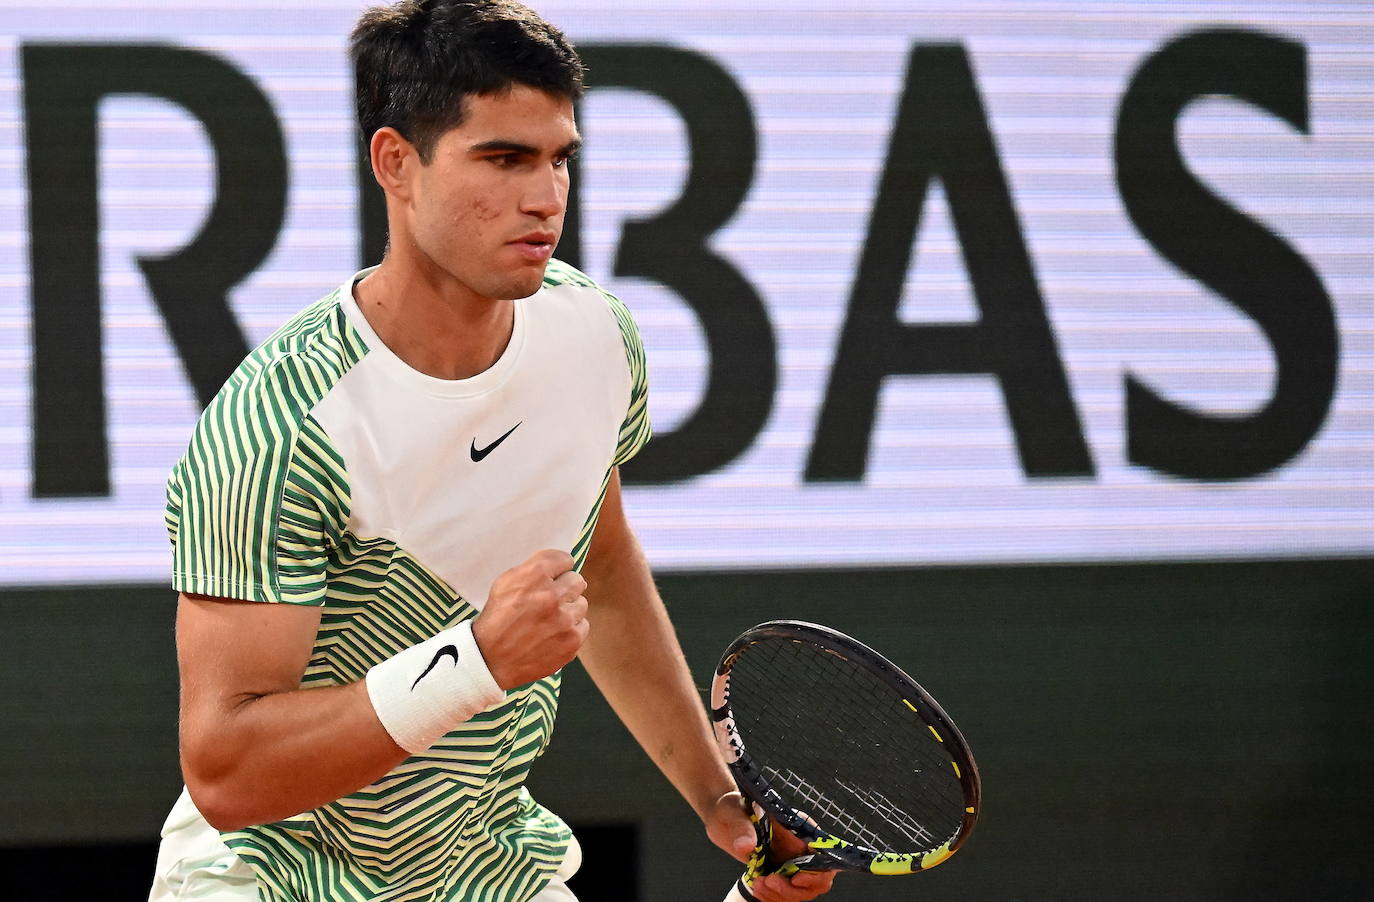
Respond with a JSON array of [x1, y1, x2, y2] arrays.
[[490, 155, 519, 168]]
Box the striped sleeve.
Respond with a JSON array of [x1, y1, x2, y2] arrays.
[[604, 290, 652, 467], [166, 355, 349, 605]]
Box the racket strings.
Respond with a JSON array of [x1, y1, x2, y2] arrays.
[[834, 778, 940, 847], [728, 637, 967, 854], [762, 766, 936, 850]]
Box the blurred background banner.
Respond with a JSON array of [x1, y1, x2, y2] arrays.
[[1, 2, 1371, 900]]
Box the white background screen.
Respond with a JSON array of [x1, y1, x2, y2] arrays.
[[2, 1, 1371, 584]]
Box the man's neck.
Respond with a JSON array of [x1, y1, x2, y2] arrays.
[[352, 256, 515, 381]]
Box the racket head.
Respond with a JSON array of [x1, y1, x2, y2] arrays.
[[711, 620, 980, 876]]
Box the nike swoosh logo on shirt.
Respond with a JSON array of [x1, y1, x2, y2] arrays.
[[411, 644, 459, 690], [470, 422, 522, 462]]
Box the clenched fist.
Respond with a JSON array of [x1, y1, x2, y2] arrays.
[[471, 549, 588, 689]]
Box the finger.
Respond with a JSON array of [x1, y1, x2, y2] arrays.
[[740, 879, 778, 902], [564, 595, 588, 621], [552, 569, 587, 599], [748, 869, 835, 902], [532, 548, 575, 576], [787, 870, 836, 891], [748, 874, 803, 902]]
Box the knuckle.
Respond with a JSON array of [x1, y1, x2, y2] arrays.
[[537, 548, 573, 571]]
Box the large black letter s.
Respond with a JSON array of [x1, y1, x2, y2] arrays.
[[1115, 29, 1337, 479]]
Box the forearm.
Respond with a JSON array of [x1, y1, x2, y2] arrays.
[[181, 679, 405, 831], [579, 528, 734, 820], [177, 546, 574, 833]]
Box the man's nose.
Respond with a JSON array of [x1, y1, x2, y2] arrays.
[[521, 164, 566, 220]]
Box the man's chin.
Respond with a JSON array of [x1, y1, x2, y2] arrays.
[[459, 258, 551, 302], [505, 266, 549, 301]]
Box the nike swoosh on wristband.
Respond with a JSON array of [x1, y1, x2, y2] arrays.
[[411, 644, 460, 690], [470, 421, 522, 462]]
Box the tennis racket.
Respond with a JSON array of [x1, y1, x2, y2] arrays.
[[711, 620, 980, 901]]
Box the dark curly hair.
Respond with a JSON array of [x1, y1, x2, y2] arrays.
[[351, 0, 585, 163]]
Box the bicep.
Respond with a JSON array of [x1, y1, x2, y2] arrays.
[[174, 594, 402, 827], [176, 593, 323, 721]]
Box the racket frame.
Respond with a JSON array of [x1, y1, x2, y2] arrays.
[[710, 619, 981, 879]]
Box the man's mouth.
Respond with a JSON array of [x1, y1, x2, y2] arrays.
[[510, 232, 556, 262], [512, 231, 556, 248]]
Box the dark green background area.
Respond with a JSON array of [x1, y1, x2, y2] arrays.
[[2, 559, 1371, 900]]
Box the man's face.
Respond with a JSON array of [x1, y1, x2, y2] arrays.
[[405, 85, 580, 302]]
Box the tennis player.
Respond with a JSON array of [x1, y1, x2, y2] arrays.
[[147, 2, 834, 901]]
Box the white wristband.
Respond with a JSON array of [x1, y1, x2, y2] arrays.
[[365, 620, 506, 754]]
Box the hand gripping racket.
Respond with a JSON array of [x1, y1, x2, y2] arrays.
[[711, 621, 981, 901]]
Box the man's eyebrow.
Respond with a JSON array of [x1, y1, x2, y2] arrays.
[[468, 137, 584, 156], [469, 139, 537, 155]]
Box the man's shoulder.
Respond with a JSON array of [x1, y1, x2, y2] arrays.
[[247, 286, 365, 378], [539, 257, 639, 332], [194, 287, 366, 450], [541, 257, 602, 291]]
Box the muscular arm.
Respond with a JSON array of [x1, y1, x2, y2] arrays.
[[175, 594, 405, 831], [580, 470, 836, 902], [577, 469, 735, 821], [178, 555, 584, 831]]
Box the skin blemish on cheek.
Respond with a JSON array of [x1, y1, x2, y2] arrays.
[[470, 197, 501, 222]]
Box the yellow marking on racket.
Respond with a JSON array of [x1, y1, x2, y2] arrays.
[[966, 807, 975, 814], [927, 724, 943, 742], [903, 699, 917, 713], [951, 760, 962, 778], [871, 855, 916, 875], [921, 842, 953, 869]]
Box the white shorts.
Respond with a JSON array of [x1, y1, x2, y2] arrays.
[[148, 788, 581, 902]]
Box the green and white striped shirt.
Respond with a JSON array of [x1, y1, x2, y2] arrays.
[[164, 259, 650, 901]]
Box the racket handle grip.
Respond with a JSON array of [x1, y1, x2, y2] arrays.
[[723, 878, 756, 902]]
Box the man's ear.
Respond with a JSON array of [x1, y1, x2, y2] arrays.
[[369, 126, 418, 202]]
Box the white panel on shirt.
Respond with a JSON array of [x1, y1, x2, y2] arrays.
[[312, 269, 628, 608]]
